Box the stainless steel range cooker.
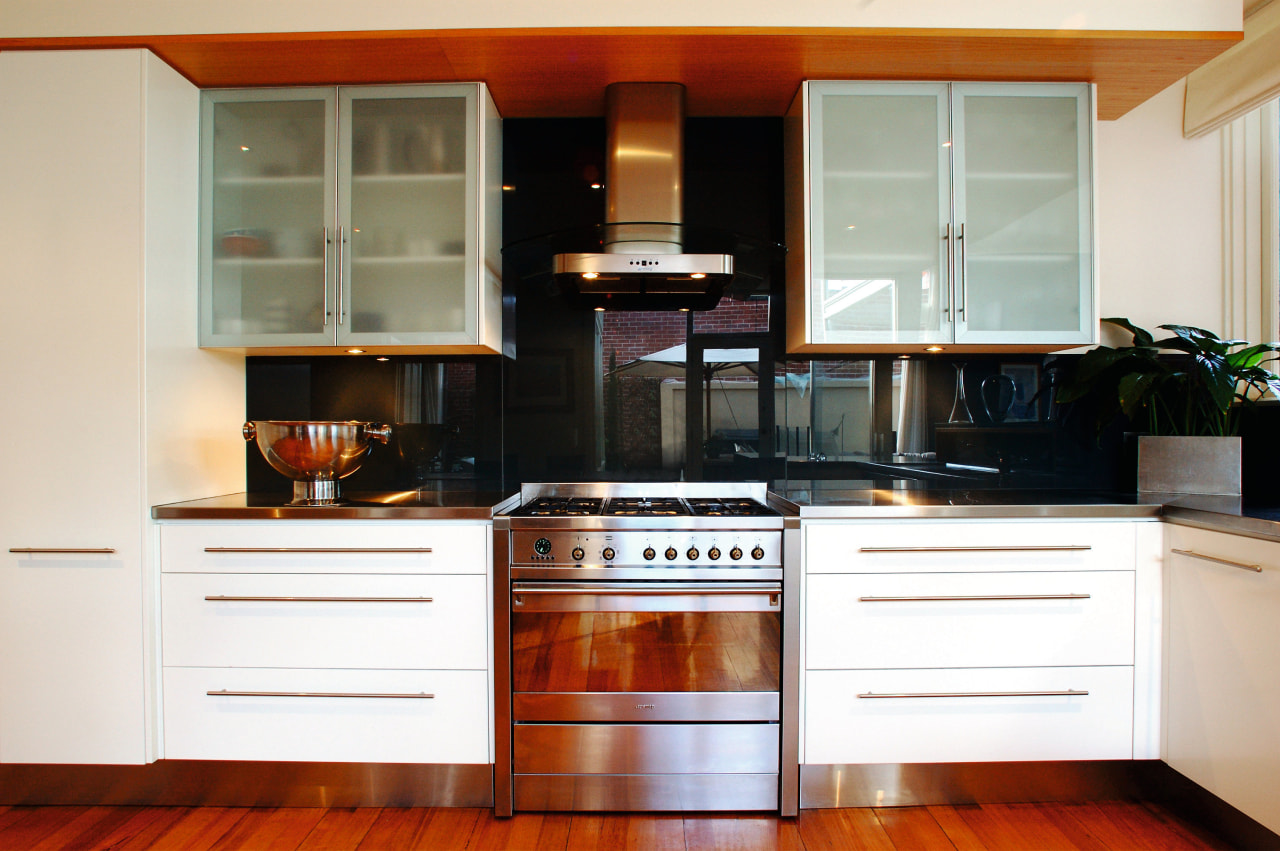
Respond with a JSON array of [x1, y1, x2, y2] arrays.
[[493, 482, 799, 816]]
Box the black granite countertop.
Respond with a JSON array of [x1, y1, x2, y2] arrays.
[[152, 489, 519, 520]]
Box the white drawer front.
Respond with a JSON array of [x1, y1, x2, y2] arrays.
[[806, 521, 1137, 574], [806, 571, 1135, 670], [160, 522, 488, 574], [805, 666, 1133, 764], [162, 573, 487, 670], [163, 667, 489, 763]]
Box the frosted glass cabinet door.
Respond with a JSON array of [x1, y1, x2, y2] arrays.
[[339, 86, 475, 345], [200, 89, 337, 347], [952, 83, 1094, 346], [808, 82, 952, 346]]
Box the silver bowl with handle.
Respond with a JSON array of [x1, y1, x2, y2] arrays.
[[243, 420, 392, 505]]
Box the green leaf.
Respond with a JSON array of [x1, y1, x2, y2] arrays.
[[1101, 317, 1154, 347]]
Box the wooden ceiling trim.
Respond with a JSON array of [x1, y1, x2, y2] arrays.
[[0, 26, 1240, 120]]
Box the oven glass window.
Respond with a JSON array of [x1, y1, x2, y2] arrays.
[[512, 611, 780, 693]]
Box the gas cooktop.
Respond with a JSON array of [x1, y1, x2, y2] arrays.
[[508, 495, 778, 518]]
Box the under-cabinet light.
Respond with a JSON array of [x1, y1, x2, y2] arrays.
[[347, 348, 365, 354]]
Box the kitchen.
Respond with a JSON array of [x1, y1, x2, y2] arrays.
[[2, 1, 1280, 848]]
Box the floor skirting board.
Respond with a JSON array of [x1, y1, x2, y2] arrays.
[[0, 761, 493, 808], [801, 761, 1280, 851]]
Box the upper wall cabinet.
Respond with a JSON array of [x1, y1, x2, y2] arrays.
[[785, 81, 1096, 354], [200, 83, 503, 355]]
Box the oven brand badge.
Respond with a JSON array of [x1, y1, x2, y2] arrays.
[[635, 703, 657, 710]]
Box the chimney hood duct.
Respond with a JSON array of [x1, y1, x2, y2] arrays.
[[552, 82, 735, 311]]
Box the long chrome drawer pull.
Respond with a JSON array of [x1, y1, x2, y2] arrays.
[[9, 547, 116, 554], [203, 547, 432, 554], [1170, 548, 1263, 573], [205, 595, 433, 603], [858, 689, 1089, 699], [859, 545, 1091, 553], [858, 594, 1090, 603], [208, 689, 434, 699]]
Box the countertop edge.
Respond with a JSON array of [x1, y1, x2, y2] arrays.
[[795, 504, 1163, 520]]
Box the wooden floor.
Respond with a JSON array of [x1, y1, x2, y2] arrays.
[[0, 801, 1237, 850]]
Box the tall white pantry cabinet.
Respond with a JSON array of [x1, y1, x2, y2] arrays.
[[0, 50, 243, 763]]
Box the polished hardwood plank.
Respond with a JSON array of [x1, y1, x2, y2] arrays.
[[0, 803, 1243, 850], [872, 807, 958, 851]]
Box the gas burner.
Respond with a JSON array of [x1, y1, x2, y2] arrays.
[[604, 497, 689, 516], [687, 498, 776, 517], [510, 497, 604, 517]]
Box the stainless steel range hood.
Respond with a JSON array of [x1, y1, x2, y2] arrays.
[[552, 83, 735, 310]]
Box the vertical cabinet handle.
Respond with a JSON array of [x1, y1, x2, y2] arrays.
[[336, 224, 345, 325], [942, 223, 953, 322], [1170, 548, 1263, 573], [322, 226, 331, 326], [956, 222, 967, 319]]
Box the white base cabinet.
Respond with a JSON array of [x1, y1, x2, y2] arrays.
[[1164, 525, 1280, 835], [158, 521, 492, 765], [802, 519, 1156, 766]]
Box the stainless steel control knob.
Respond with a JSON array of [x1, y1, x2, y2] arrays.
[[571, 547, 585, 562], [729, 546, 743, 560], [751, 546, 765, 561], [601, 547, 616, 561], [708, 547, 721, 560], [643, 547, 656, 561], [686, 547, 699, 561], [664, 547, 678, 560]]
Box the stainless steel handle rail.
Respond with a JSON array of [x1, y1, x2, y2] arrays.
[[203, 547, 432, 554], [512, 586, 782, 606], [1170, 548, 1263, 573], [858, 689, 1089, 699], [943, 223, 953, 322], [207, 689, 434, 699], [858, 593, 1090, 603], [336, 224, 345, 325], [859, 545, 1090, 553], [322, 226, 331, 326], [9, 547, 116, 554], [205, 595, 433, 603]]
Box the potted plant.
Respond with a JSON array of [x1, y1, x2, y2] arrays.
[[1054, 318, 1280, 493]]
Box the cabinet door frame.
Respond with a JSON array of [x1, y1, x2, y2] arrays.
[[802, 80, 955, 348], [951, 82, 1096, 347], [198, 86, 339, 349], [335, 83, 483, 350]]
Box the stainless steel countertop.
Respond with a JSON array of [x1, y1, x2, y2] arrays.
[[776, 485, 1163, 519], [152, 490, 519, 520]]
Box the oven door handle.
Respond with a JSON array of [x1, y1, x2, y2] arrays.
[[511, 582, 782, 612]]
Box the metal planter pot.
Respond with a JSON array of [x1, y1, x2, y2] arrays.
[[1136, 435, 1242, 495]]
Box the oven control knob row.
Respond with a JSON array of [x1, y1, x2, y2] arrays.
[[664, 547, 678, 561], [571, 547, 585, 562], [708, 547, 721, 560], [751, 546, 766, 561], [730, 546, 743, 561], [643, 547, 656, 561], [686, 547, 699, 561], [602, 547, 616, 561]]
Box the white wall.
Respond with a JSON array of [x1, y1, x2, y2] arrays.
[[1096, 78, 1226, 342], [0, 0, 1238, 38]]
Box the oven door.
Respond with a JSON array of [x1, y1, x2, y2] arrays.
[[510, 580, 781, 723]]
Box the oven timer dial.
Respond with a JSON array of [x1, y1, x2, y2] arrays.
[[534, 538, 552, 556], [571, 546, 585, 562], [664, 546, 678, 561], [729, 546, 743, 561], [643, 547, 656, 561], [601, 547, 616, 561]]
